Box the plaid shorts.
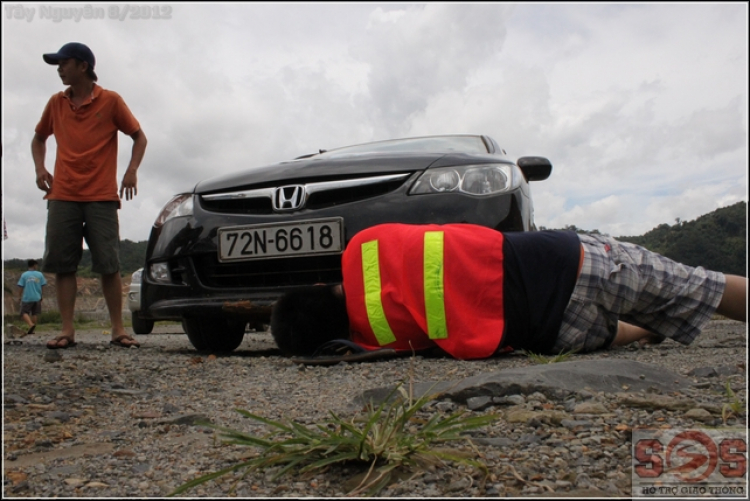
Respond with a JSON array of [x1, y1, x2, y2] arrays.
[[551, 234, 726, 353]]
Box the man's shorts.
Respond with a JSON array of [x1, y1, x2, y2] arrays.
[[552, 234, 726, 353], [42, 201, 121, 275], [21, 301, 42, 316]]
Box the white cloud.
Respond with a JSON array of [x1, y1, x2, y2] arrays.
[[1, 2, 747, 260]]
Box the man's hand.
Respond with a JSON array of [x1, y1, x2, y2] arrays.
[[120, 129, 147, 201], [120, 168, 138, 200], [31, 133, 52, 194], [36, 168, 53, 194]]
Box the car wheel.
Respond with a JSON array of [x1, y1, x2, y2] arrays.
[[182, 316, 246, 353], [131, 311, 155, 335]]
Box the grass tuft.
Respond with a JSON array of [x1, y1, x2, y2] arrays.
[[721, 381, 745, 424], [524, 349, 578, 364], [169, 383, 496, 496]]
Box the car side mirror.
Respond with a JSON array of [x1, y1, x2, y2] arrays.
[[516, 156, 552, 181]]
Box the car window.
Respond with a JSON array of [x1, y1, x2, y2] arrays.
[[317, 136, 489, 157]]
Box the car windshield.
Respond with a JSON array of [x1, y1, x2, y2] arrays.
[[316, 135, 489, 158]]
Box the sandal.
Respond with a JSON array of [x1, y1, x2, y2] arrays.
[[110, 335, 141, 348], [47, 336, 77, 349]]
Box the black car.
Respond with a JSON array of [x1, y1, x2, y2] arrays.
[[139, 135, 552, 352]]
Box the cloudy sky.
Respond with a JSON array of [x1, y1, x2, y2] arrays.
[[2, 2, 747, 260]]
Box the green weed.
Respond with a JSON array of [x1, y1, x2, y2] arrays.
[[721, 381, 745, 424], [524, 349, 577, 364], [169, 384, 496, 497]]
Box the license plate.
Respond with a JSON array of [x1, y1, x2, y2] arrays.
[[217, 218, 344, 262]]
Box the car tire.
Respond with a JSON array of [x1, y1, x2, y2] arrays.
[[131, 311, 155, 335], [182, 316, 246, 353]]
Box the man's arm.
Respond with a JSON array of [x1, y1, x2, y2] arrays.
[[31, 133, 53, 194], [120, 129, 148, 201]]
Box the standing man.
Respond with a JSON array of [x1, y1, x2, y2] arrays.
[[17, 259, 47, 335], [31, 42, 147, 349]]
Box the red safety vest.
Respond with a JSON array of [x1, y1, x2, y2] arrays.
[[343, 224, 505, 360]]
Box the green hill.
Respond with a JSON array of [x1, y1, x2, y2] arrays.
[[3, 239, 148, 277], [618, 202, 746, 276]]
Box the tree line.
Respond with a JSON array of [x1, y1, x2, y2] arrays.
[[4, 202, 747, 277]]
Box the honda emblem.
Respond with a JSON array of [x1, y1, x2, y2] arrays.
[[273, 185, 306, 211]]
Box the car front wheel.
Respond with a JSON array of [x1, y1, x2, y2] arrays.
[[131, 311, 155, 335], [182, 316, 246, 353]]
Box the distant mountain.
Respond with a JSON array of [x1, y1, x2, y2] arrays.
[[4, 202, 747, 276], [3, 239, 148, 277], [618, 202, 746, 276]]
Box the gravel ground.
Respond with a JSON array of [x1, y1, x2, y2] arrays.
[[3, 318, 747, 498]]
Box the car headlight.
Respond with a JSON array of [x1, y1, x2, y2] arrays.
[[149, 262, 171, 284], [409, 164, 519, 196], [153, 194, 194, 227]]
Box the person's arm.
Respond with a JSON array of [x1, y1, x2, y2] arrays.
[[610, 321, 660, 347], [31, 133, 53, 194], [119, 129, 148, 201]]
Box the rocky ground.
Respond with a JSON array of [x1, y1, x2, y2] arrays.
[[2, 318, 747, 498]]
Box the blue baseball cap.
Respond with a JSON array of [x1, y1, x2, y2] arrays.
[[43, 42, 96, 70]]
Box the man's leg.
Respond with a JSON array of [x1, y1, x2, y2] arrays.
[[51, 272, 78, 346], [716, 274, 747, 322], [21, 311, 34, 329], [101, 272, 138, 346], [85, 202, 138, 347], [43, 201, 84, 348]]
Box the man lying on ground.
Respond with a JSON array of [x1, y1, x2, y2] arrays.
[[271, 223, 746, 360]]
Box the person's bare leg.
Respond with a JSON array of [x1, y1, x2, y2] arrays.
[[49, 272, 77, 347], [21, 312, 34, 329], [610, 321, 661, 347], [716, 274, 747, 322], [101, 272, 138, 346]]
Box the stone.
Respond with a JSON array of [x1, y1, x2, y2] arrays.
[[684, 408, 714, 423], [466, 396, 492, 411], [4, 394, 29, 404], [561, 419, 593, 430], [506, 409, 542, 423], [155, 413, 212, 426], [573, 402, 610, 415], [472, 437, 516, 448], [687, 367, 718, 378], [45, 411, 71, 422], [44, 351, 63, 363], [616, 394, 697, 412]]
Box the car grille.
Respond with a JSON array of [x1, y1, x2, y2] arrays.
[[192, 254, 343, 288], [199, 173, 412, 214]]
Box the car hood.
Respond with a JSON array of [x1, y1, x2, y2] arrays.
[[194, 152, 455, 194]]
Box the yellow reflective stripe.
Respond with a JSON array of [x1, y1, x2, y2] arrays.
[[361, 240, 396, 345], [423, 231, 448, 339]]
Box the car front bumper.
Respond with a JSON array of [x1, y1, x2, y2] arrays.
[[141, 186, 531, 322]]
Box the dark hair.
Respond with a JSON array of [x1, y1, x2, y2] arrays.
[[271, 285, 349, 356], [76, 59, 98, 82], [27, 259, 38, 268], [85, 64, 98, 82]]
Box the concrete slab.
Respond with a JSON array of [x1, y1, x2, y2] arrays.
[[359, 359, 693, 405]]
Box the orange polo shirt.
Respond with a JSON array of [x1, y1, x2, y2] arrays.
[[35, 84, 140, 202]]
